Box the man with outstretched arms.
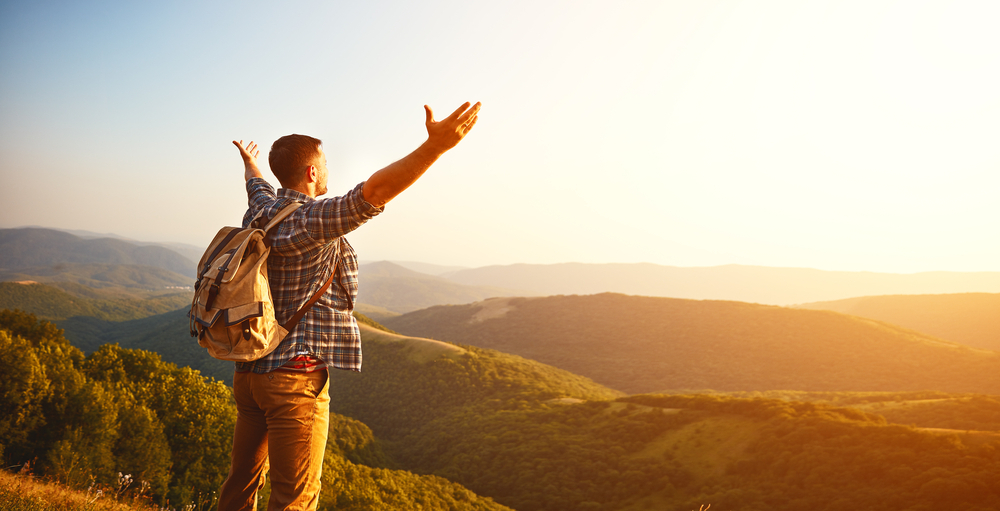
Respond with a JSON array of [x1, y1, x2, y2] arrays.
[[218, 101, 481, 511]]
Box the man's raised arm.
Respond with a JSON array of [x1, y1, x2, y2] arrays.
[[362, 101, 481, 208]]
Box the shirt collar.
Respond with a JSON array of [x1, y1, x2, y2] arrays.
[[277, 187, 314, 202]]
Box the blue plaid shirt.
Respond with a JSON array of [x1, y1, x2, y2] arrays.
[[235, 177, 383, 373]]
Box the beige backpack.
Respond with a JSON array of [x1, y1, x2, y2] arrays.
[[188, 203, 334, 361]]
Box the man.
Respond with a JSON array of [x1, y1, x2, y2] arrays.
[[217, 101, 481, 511]]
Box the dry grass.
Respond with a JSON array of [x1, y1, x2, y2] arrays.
[[0, 469, 158, 511], [359, 323, 467, 363]]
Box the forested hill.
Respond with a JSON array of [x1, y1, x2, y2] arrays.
[[797, 292, 1000, 351], [383, 293, 1000, 394], [0, 227, 194, 277]]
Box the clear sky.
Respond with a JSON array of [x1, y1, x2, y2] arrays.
[[1, 0, 998, 273]]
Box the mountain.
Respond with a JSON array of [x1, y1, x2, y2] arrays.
[[797, 292, 1000, 351], [23, 226, 205, 265], [375, 260, 469, 276], [0, 281, 190, 322], [441, 262, 1000, 305], [357, 261, 534, 313], [382, 293, 1000, 394], [331, 324, 1000, 511], [0, 227, 195, 278]]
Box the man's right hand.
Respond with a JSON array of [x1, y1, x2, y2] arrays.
[[424, 102, 481, 154], [234, 140, 264, 181]]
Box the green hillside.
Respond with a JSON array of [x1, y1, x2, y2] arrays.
[[798, 292, 1000, 351], [8, 308, 1000, 510], [383, 293, 1000, 394], [0, 228, 194, 277], [0, 281, 189, 322], [330, 325, 1000, 511], [0, 311, 510, 511], [57, 307, 233, 385], [56, 308, 401, 386], [333, 324, 622, 437]]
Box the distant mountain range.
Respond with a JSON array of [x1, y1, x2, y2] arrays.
[[357, 261, 533, 314], [20, 226, 205, 263], [441, 262, 1000, 305], [0, 227, 195, 278], [798, 292, 1000, 351], [383, 293, 1000, 395], [8, 226, 1000, 310]]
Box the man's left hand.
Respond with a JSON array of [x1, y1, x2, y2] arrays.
[[234, 140, 264, 181]]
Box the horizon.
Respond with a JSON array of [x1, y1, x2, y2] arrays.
[[9, 223, 1000, 278], [2, 1, 998, 274]]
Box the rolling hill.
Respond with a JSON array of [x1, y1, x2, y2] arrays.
[[9, 306, 1000, 509], [357, 261, 533, 313], [0, 263, 192, 291], [797, 292, 1000, 351], [441, 262, 1000, 305], [0, 281, 190, 322], [383, 293, 1000, 394], [330, 324, 1000, 511], [0, 227, 195, 278]]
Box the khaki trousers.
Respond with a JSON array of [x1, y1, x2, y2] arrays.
[[218, 370, 330, 511]]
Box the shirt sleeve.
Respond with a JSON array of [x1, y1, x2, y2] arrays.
[[300, 182, 384, 243], [242, 177, 278, 228]]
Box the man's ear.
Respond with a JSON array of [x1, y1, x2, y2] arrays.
[[306, 165, 318, 183]]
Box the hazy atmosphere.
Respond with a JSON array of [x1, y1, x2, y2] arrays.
[[2, 0, 998, 273]]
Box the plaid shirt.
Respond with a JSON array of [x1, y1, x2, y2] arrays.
[[235, 177, 383, 374]]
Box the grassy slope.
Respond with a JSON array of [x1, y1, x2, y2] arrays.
[[383, 293, 1000, 394], [0, 470, 159, 511], [797, 292, 1000, 351]]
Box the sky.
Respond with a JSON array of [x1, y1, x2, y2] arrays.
[[1, 0, 998, 273]]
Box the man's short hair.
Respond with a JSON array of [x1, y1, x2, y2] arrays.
[[269, 134, 323, 187]]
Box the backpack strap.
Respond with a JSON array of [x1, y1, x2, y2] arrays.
[[281, 248, 343, 333], [262, 202, 302, 232], [260, 204, 348, 334]]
